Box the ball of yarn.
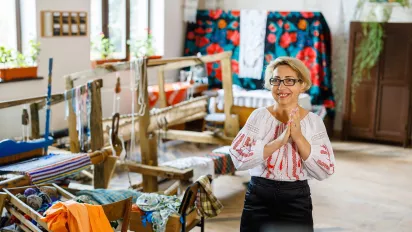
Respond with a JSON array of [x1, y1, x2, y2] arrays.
[[38, 192, 52, 204], [16, 193, 27, 204], [39, 186, 58, 198], [24, 188, 37, 197], [27, 195, 43, 210]]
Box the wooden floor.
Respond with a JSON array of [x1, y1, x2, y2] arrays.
[[189, 141, 412, 232]]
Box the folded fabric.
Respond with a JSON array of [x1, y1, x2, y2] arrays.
[[75, 189, 141, 205], [135, 193, 182, 232], [41, 200, 112, 232], [161, 157, 215, 181], [196, 175, 223, 218]]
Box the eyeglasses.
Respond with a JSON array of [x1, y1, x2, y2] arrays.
[[269, 78, 303, 86]]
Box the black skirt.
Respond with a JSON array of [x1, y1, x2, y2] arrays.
[[240, 176, 314, 232]]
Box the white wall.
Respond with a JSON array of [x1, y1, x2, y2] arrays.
[[0, 0, 91, 140], [0, 0, 186, 140]]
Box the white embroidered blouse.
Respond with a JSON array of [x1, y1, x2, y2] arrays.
[[229, 107, 335, 181]]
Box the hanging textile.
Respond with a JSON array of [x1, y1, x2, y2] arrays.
[[183, 10, 335, 118], [238, 9, 267, 79], [184, 10, 241, 87], [183, 0, 199, 23]]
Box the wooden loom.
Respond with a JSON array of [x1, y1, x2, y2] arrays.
[[95, 51, 237, 146], [59, 52, 237, 192], [0, 79, 119, 190]]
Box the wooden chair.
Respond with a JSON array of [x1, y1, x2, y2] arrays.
[[101, 197, 133, 232], [178, 176, 213, 232]]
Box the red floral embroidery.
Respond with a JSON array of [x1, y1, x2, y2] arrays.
[[316, 144, 334, 174], [291, 142, 300, 180]]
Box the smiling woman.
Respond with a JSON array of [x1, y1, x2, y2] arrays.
[[229, 57, 335, 232]]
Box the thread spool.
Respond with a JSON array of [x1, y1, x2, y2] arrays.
[[16, 193, 27, 204], [38, 192, 52, 204], [24, 188, 37, 197], [39, 186, 58, 198], [27, 195, 43, 210]]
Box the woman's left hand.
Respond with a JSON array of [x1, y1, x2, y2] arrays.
[[289, 109, 304, 142]]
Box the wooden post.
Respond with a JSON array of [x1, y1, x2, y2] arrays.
[[138, 59, 159, 192], [29, 103, 40, 139], [221, 54, 239, 137], [65, 76, 80, 153], [89, 80, 105, 189], [157, 66, 167, 108]]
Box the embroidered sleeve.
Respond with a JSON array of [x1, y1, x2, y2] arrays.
[[229, 110, 265, 171], [303, 118, 336, 180]]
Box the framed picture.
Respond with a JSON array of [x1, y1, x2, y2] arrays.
[[41, 11, 88, 37]]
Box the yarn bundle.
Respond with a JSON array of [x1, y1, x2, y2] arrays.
[[19, 186, 61, 225]]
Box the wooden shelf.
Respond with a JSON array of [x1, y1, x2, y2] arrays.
[[0, 77, 43, 84]]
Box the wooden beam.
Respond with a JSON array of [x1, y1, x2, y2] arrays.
[[88, 147, 112, 164], [157, 66, 167, 108], [90, 80, 105, 189], [161, 51, 232, 71], [36, 94, 65, 109], [124, 162, 193, 180], [64, 52, 232, 82], [103, 156, 118, 189], [5, 204, 43, 232], [65, 76, 80, 153], [30, 103, 40, 139], [0, 175, 30, 190], [0, 94, 62, 110], [0, 192, 8, 215], [221, 55, 239, 137], [137, 58, 159, 192], [155, 129, 233, 145], [3, 189, 49, 230]]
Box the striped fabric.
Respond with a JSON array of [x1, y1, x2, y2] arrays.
[[204, 152, 235, 175], [26, 153, 91, 184], [27, 154, 91, 184], [0, 153, 92, 185]]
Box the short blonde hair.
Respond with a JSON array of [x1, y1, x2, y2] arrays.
[[264, 57, 312, 91]]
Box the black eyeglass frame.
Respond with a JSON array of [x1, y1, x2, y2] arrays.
[[269, 77, 303, 86]]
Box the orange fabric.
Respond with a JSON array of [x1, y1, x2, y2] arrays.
[[148, 82, 192, 107], [41, 200, 112, 232], [85, 204, 113, 232]]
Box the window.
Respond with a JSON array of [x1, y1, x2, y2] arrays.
[[20, 0, 37, 55], [90, 0, 103, 60], [130, 0, 149, 43], [90, 0, 163, 60], [0, 0, 37, 65], [0, 0, 18, 51], [109, 0, 126, 59]]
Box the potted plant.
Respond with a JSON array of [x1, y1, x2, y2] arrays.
[[91, 32, 123, 68], [128, 28, 162, 60], [0, 40, 40, 82], [351, 0, 410, 110]]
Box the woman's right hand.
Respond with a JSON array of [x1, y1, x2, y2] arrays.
[[263, 125, 291, 159]]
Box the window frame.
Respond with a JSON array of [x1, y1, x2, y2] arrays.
[[100, 0, 151, 60]]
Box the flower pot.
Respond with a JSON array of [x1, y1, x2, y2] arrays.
[[148, 55, 162, 60], [0, 66, 38, 81], [91, 58, 124, 69]]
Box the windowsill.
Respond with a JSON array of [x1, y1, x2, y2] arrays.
[[0, 77, 44, 84]]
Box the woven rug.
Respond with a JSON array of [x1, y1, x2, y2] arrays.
[[0, 152, 91, 184]]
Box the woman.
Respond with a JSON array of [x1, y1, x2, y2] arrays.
[[229, 57, 335, 232]]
